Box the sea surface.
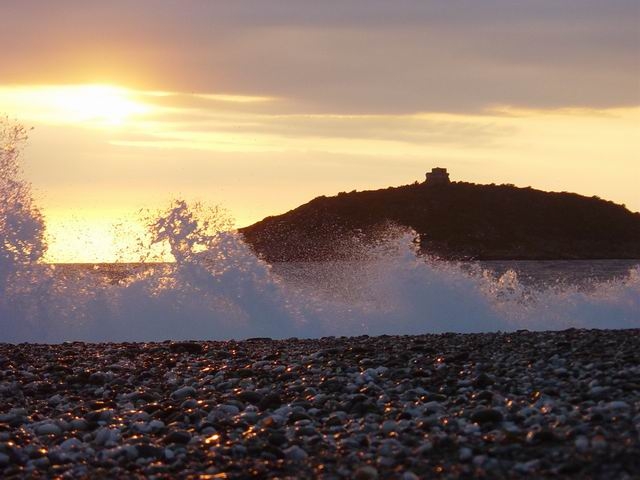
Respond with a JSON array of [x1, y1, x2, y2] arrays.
[[274, 258, 640, 294], [52, 258, 640, 290]]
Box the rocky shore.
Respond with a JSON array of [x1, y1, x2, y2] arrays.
[[1, 329, 638, 478]]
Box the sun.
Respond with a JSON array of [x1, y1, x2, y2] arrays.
[[50, 85, 150, 126], [0, 84, 151, 127]]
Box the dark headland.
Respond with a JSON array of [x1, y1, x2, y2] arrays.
[[241, 169, 640, 262]]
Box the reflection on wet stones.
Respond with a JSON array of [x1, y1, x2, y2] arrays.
[[0, 330, 639, 478]]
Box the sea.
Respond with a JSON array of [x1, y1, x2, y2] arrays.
[[1, 233, 638, 343]]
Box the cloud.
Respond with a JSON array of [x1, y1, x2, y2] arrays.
[[1, 1, 637, 113], [0, 83, 513, 154]]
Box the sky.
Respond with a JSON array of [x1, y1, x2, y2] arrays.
[[1, 0, 639, 262]]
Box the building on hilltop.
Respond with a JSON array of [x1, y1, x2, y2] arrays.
[[425, 167, 450, 185]]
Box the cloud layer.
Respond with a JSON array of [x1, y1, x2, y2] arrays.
[[2, 1, 638, 113]]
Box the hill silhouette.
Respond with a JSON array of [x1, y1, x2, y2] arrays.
[[240, 181, 640, 261]]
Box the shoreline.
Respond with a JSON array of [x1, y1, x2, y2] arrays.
[[1, 329, 638, 478]]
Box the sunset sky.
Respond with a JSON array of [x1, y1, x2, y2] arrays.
[[1, 1, 639, 262]]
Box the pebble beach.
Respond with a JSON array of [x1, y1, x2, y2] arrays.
[[1, 329, 638, 479]]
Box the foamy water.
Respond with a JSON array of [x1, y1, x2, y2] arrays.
[[1, 123, 639, 343], [1, 229, 638, 343]]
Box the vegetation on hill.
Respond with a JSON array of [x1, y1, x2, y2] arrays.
[[240, 182, 640, 261]]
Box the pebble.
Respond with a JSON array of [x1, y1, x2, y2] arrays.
[[401, 472, 419, 480], [591, 434, 607, 450], [237, 390, 263, 404], [606, 400, 630, 411], [470, 408, 503, 424], [163, 430, 192, 444], [69, 419, 89, 431], [283, 445, 308, 461], [60, 437, 83, 449], [136, 444, 164, 459], [259, 393, 282, 410], [170, 386, 197, 400], [94, 427, 120, 446], [459, 447, 473, 462], [514, 459, 540, 473], [35, 423, 62, 436], [380, 420, 398, 434], [0, 330, 637, 479], [148, 419, 165, 432], [354, 465, 379, 480], [575, 435, 589, 452]]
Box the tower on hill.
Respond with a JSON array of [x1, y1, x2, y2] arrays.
[[425, 167, 450, 185]]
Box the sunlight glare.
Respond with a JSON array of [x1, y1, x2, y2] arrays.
[[42, 213, 167, 264], [0, 84, 151, 127]]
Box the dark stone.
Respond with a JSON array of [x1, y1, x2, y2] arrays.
[[259, 393, 282, 411], [396, 411, 412, 420], [85, 409, 114, 423], [474, 390, 494, 402], [262, 445, 285, 459], [289, 411, 311, 423], [163, 430, 192, 445], [320, 378, 345, 393], [237, 391, 263, 405], [209, 350, 232, 359], [171, 386, 197, 400], [88, 372, 107, 385], [423, 393, 447, 402], [235, 368, 255, 378], [347, 397, 379, 415], [530, 429, 557, 444], [169, 342, 204, 354], [88, 400, 114, 410], [268, 432, 288, 446], [135, 444, 165, 459], [47, 451, 69, 466], [446, 351, 469, 362], [473, 373, 494, 388], [325, 415, 344, 427], [558, 462, 582, 474], [470, 408, 503, 424]]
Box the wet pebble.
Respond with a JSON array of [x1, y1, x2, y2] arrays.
[[171, 386, 197, 400], [35, 423, 62, 436], [0, 330, 638, 479], [283, 445, 308, 461]]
